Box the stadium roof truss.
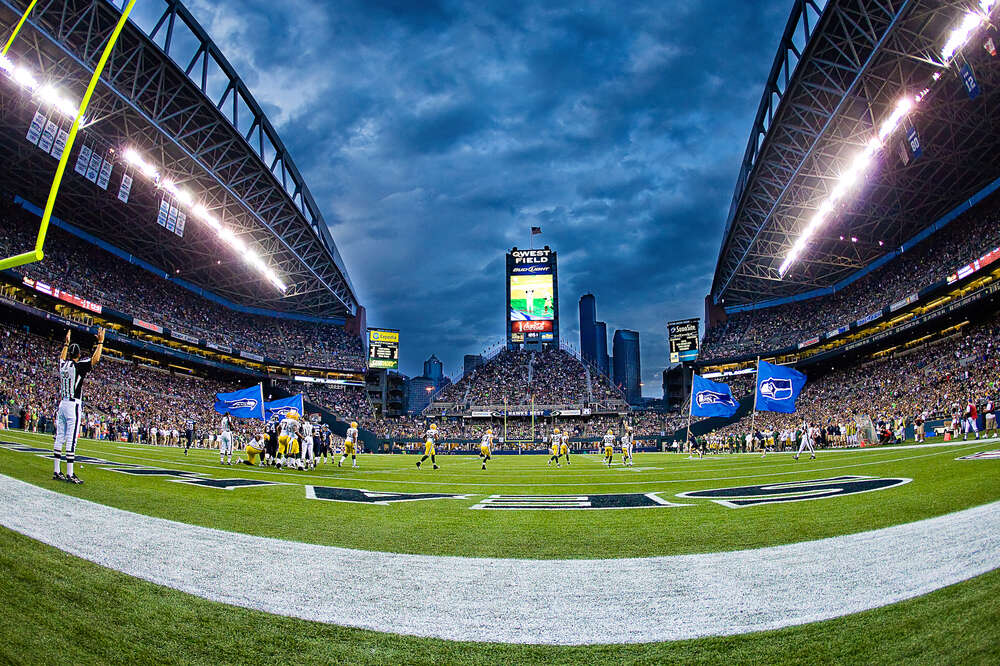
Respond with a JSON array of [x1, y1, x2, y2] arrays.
[[0, 0, 359, 317], [712, 0, 1000, 306]]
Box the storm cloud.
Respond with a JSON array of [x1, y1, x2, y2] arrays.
[[188, 0, 791, 394]]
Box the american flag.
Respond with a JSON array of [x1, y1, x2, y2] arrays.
[[531, 226, 542, 235]]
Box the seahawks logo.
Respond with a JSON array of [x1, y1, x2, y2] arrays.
[[676, 476, 911, 508], [696, 390, 737, 408], [758, 377, 793, 400], [226, 398, 258, 409]]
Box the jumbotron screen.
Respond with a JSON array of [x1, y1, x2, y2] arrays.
[[368, 328, 399, 369], [507, 247, 558, 343]]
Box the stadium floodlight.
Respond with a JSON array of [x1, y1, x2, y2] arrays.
[[12, 65, 36, 89], [122, 146, 286, 292], [941, 13, 984, 62]]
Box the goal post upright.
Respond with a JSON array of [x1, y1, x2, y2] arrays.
[[0, 0, 137, 272]]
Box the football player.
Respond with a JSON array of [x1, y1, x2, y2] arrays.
[[416, 423, 439, 469], [317, 423, 331, 464], [340, 421, 359, 468], [547, 428, 561, 467], [218, 413, 234, 465], [559, 427, 570, 465], [184, 417, 196, 455], [479, 428, 493, 470], [621, 425, 634, 467], [277, 410, 300, 469], [241, 432, 267, 466], [602, 428, 616, 467], [300, 417, 315, 469]]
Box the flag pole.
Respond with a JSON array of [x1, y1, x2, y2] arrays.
[[684, 368, 694, 453], [749, 356, 760, 451]]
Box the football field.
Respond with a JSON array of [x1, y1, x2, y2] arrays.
[[1, 430, 998, 663]]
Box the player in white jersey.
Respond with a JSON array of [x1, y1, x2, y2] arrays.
[[984, 398, 996, 438], [547, 429, 562, 467], [524, 288, 535, 315], [218, 414, 234, 465], [602, 429, 616, 467], [416, 423, 439, 469], [620, 426, 634, 467], [277, 412, 300, 469], [340, 421, 360, 468], [558, 429, 570, 465], [54, 328, 105, 483], [794, 423, 816, 461], [300, 419, 315, 469], [479, 429, 493, 470]]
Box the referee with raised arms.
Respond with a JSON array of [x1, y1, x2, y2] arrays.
[[54, 327, 105, 483]]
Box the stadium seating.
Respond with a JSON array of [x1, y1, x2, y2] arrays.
[[0, 199, 365, 371], [701, 197, 1000, 361], [432, 347, 625, 409], [0, 323, 248, 442], [701, 310, 999, 444]]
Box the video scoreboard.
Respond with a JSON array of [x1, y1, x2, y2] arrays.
[[507, 246, 559, 346], [368, 328, 399, 370], [668, 318, 699, 363]]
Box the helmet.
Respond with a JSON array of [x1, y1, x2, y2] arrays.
[[350, 421, 358, 428], [288, 410, 299, 420], [487, 429, 493, 434], [430, 423, 437, 430], [607, 429, 613, 435], [553, 428, 560, 434]]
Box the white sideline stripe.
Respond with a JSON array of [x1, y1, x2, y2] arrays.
[[1, 474, 998, 645]]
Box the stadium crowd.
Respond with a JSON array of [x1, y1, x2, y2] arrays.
[[433, 347, 625, 408], [702, 197, 1000, 361], [0, 323, 251, 444], [0, 200, 364, 370], [700, 311, 1000, 450]]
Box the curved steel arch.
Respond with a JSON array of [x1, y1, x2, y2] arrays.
[[0, 0, 358, 316], [711, 0, 1000, 307]]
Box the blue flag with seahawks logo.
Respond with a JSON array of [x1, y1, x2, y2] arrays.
[[264, 394, 304, 421], [214, 384, 265, 420], [755, 360, 806, 413], [691, 374, 740, 418]]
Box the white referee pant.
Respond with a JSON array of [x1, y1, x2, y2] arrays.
[[301, 436, 314, 462], [964, 418, 979, 435], [54, 398, 82, 465], [219, 432, 233, 455], [796, 436, 815, 456]]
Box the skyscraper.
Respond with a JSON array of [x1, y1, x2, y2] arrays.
[[612, 329, 641, 404], [423, 354, 444, 388], [594, 321, 609, 376], [579, 294, 597, 366]]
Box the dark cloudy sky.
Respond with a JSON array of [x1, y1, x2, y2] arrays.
[[178, 0, 793, 394]]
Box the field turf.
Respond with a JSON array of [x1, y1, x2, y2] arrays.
[[1, 430, 998, 663], [0, 430, 998, 559]]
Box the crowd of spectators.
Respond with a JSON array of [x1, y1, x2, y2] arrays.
[[702, 198, 1000, 361], [0, 200, 364, 370], [273, 381, 374, 424], [700, 310, 1000, 448], [0, 323, 258, 444], [432, 348, 625, 408]]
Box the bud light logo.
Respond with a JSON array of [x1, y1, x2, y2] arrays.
[[227, 398, 258, 410], [759, 377, 793, 401], [696, 390, 736, 408], [511, 265, 552, 275]]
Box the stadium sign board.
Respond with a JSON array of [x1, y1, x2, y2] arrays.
[[668, 318, 700, 363], [507, 247, 559, 346], [368, 328, 400, 369]]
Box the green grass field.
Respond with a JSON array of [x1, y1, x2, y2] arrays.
[[1, 429, 998, 664], [0, 430, 997, 558]]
